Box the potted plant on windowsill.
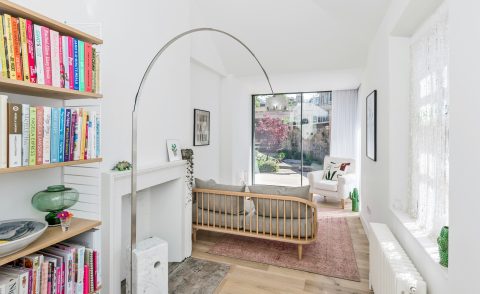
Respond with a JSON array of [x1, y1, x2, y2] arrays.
[[349, 188, 359, 212]]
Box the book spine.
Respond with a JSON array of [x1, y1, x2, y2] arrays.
[[69, 110, 76, 161], [55, 267, 61, 294], [41, 26, 52, 85], [21, 104, 30, 166], [43, 106, 51, 164], [50, 108, 59, 163], [58, 36, 64, 88], [83, 265, 88, 294], [35, 106, 43, 165], [28, 268, 33, 294], [87, 112, 93, 159], [95, 51, 100, 93], [93, 251, 98, 291], [61, 36, 69, 89], [49, 30, 60, 87], [26, 19, 36, 83], [19, 18, 29, 81], [11, 17, 23, 80], [85, 43, 92, 92], [78, 40, 84, 91], [73, 39, 79, 90], [33, 25, 44, 84], [47, 262, 53, 294], [91, 47, 96, 93], [0, 95, 7, 168], [88, 251, 93, 293], [67, 37, 74, 90], [58, 108, 65, 162], [73, 109, 81, 160], [28, 106, 36, 166], [4, 14, 15, 79], [64, 109, 71, 161], [80, 109, 87, 159], [41, 262, 48, 294], [8, 103, 22, 167], [96, 113, 100, 158], [0, 16, 8, 78]]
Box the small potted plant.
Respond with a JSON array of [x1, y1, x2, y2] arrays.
[[437, 226, 449, 267], [57, 211, 74, 232], [350, 188, 359, 212]]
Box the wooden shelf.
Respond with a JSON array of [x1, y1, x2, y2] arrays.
[[0, 77, 102, 100], [0, 0, 102, 45], [0, 218, 101, 266], [0, 158, 102, 174]]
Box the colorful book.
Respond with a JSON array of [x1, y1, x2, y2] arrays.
[[21, 104, 30, 166], [95, 113, 100, 157], [8, 103, 22, 167], [67, 37, 74, 90], [0, 273, 18, 294], [49, 30, 60, 87], [58, 108, 65, 162], [22, 254, 43, 294], [59, 242, 85, 294], [50, 108, 59, 163], [0, 95, 7, 168], [61, 36, 69, 89], [39, 252, 63, 294], [85, 248, 94, 293], [80, 109, 87, 159], [40, 262, 48, 294], [95, 51, 100, 93], [63, 109, 71, 162], [43, 247, 73, 294], [0, 16, 8, 78], [33, 24, 44, 85], [93, 250, 98, 291], [28, 106, 36, 166], [41, 26, 52, 85], [43, 106, 51, 164], [10, 17, 23, 80], [69, 111, 76, 161], [83, 265, 89, 294], [73, 109, 81, 160], [59, 36, 64, 88], [78, 40, 84, 91], [84, 43, 92, 92], [0, 266, 30, 294], [73, 38, 79, 90], [26, 19, 36, 83], [4, 14, 15, 80], [35, 106, 44, 165], [19, 18, 29, 81]]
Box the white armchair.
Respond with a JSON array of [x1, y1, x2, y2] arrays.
[[307, 156, 357, 209]]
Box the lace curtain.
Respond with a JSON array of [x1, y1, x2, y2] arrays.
[[409, 6, 449, 237], [331, 89, 359, 160]]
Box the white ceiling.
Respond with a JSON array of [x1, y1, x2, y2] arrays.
[[191, 0, 391, 76]]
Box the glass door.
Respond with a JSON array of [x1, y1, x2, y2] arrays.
[[252, 92, 332, 187]]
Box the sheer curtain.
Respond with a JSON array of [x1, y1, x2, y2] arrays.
[[409, 6, 449, 237], [331, 89, 359, 160]]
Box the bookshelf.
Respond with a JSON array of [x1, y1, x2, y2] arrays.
[[0, 158, 102, 174], [0, 218, 100, 266]]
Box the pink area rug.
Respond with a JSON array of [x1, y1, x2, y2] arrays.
[[208, 216, 360, 281]]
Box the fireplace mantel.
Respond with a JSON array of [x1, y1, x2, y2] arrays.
[[101, 160, 191, 294]]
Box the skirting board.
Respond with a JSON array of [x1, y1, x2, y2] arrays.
[[360, 213, 370, 241]]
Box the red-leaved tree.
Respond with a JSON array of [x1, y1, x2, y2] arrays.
[[256, 116, 289, 154]]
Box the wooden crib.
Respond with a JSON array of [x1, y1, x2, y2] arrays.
[[192, 188, 318, 259]]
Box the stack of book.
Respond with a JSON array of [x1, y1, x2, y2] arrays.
[[0, 240, 101, 293], [0, 13, 100, 93], [0, 95, 101, 168]]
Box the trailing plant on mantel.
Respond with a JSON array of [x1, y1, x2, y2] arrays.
[[181, 149, 194, 204]]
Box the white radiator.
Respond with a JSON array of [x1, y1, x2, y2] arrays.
[[369, 223, 427, 294]]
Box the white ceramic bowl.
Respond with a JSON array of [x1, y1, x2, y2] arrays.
[[0, 219, 48, 257]]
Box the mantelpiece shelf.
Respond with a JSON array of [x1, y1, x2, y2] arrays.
[[0, 218, 101, 266], [0, 77, 103, 99], [0, 0, 102, 45], [0, 158, 102, 174]]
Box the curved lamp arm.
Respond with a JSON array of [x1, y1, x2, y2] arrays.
[[130, 27, 274, 293]]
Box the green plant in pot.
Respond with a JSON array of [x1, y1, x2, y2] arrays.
[[31, 185, 79, 226], [350, 188, 359, 212], [437, 226, 449, 267]]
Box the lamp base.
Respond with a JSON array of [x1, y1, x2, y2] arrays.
[[45, 211, 61, 226]]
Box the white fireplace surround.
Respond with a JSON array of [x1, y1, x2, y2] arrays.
[[101, 160, 191, 294]]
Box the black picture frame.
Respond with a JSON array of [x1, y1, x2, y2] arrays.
[[193, 109, 210, 146], [366, 90, 377, 161]]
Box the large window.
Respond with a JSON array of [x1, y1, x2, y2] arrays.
[[252, 92, 331, 186], [409, 7, 449, 237]]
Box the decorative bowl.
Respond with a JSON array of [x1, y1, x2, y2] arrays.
[[0, 219, 48, 257]]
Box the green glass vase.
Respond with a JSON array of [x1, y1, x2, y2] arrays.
[[31, 185, 79, 226], [437, 226, 449, 267]]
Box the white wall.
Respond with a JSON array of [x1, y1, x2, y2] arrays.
[[190, 60, 223, 181]]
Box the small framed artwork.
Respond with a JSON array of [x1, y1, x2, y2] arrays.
[[166, 140, 182, 161], [366, 90, 377, 161], [194, 109, 210, 146]]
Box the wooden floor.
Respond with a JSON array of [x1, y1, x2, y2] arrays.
[[192, 196, 372, 294]]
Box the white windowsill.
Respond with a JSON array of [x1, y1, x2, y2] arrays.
[[390, 208, 449, 278]]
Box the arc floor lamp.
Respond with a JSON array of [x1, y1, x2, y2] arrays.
[[130, 28, 274, 293]]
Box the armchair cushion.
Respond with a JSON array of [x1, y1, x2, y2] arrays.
[[323, 161, 351, 181], [313, 180, 338, 192]]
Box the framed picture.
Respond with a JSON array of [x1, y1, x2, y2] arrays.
[[194, 109, 210, 146], [166, 140, 182, 161], [366, 90, 377, 161]]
